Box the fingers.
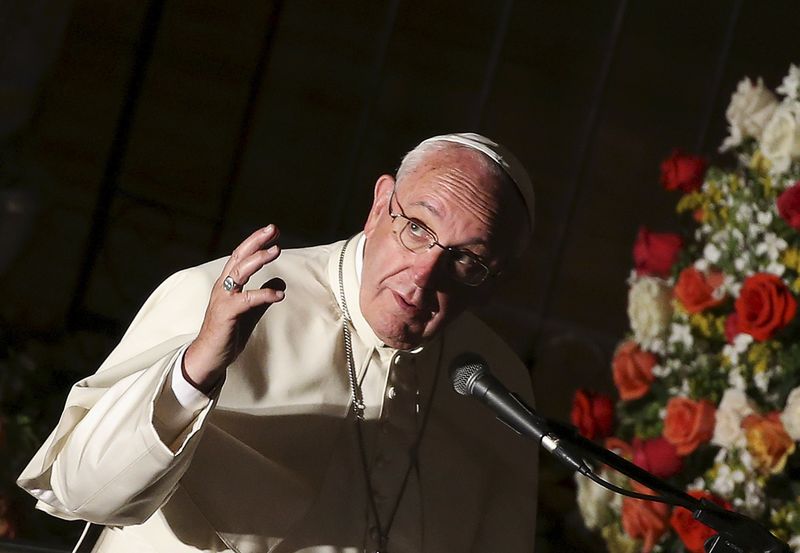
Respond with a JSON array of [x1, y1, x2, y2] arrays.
[[188, 229, 287, 385], [222, 225, 280, 277], [217, 263, 285, 327], [226, 245, 281, 290], [239, 277, 287, 311], [240, 283, 285, 307], [234, 279, 287, 350]]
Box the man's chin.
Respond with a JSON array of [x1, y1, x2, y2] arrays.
[[376, 324, 429, 351], [379, 334, 423, 351]]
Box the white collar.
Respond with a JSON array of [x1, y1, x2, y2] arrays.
[[355, 232, 365, 284]]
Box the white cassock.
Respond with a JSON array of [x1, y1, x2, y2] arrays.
[[18, 233, 539, 553]]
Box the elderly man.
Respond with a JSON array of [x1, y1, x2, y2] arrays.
[[19, 133, 539, 552]]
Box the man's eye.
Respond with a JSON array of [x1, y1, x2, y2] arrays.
[[408, 222, 428, 238], [452, 251, 475, 266]]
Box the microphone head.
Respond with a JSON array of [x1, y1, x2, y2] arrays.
[[449, 353, 488, 396]]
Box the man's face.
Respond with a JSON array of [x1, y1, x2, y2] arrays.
[[360, 147, 525, 350]]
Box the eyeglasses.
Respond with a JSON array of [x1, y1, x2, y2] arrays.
[[388, 187, 496, 286]]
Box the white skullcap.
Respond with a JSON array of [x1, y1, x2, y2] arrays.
[[416, 132, 535, 230]]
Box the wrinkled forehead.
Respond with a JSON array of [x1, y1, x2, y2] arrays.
[[397, 148, 529, 257], [397, 146, 526, 223], [411, 133, 535, 230], [399, 146, 490, 193]]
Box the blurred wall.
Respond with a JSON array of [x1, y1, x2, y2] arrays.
[[1, 0, 798, 550]]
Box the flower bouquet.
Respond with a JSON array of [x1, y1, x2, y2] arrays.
[[572, 64, 800, 553]]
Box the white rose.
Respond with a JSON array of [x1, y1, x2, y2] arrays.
[[761, 101, 800, 175], [575, 472, 616, 529], [720, 77, 778, 152], [627, 277, 673, 349], [712, 388, 755, 448], [780, 386, 800, 440], [777, 64, 800, 101]]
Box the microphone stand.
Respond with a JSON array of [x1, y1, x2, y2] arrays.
[[542, 418, 790, 553]]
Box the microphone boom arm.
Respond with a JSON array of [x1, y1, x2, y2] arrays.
[[448, 352, 790, 553]]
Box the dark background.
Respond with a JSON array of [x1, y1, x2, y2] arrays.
[[1, 0, 797, 550]]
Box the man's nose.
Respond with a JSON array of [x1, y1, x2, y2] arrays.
[[411, 247, 446, 288]]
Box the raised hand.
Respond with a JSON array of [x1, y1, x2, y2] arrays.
[[183, 225, 286, 393]]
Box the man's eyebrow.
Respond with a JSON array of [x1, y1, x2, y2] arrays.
[[407, 200, 491, 250], [409, 199, 441, 217]]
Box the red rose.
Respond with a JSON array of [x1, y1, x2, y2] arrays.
[[660, 149, 708, 193], [735, 273, 797, 341], [633, 227, 683, 277], [571, 389, 614, 440], [724, 313, 739, 343], [777, 180, 800, 230], [632, 437, 683, 479], [605, 437, 633, 459], [670, 490, 731, 553], [663, 397, 716, 456], [674, 267, 726, 314]]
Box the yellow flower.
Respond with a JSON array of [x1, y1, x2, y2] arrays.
[[689, 313, 726, 339], [728, 174, 742, 192], [715, 315, 726, 336], [601, 523, 640, 553], [760, 174, 775, 198], [677, 191, 703, 214], [781, 248, 800, 272], [747, 342, 776, 373], [750, 149, 772, 175]]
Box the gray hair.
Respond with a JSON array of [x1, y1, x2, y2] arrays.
[[394, 139, 530, 257], [395, 140, 513, 191]]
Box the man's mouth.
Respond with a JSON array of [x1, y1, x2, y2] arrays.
[[391, 291, 433, 319]]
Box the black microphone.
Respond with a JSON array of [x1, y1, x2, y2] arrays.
[[449, 353, 590, 475]]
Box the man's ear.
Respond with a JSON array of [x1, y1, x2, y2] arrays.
[[363, 174, 395, 236]]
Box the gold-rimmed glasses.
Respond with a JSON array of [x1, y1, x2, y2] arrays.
[[388, 186, 496, 286]]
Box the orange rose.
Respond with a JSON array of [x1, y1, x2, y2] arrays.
[[674, 267, 726, 313], [621, 483, 671, 553], [612, 341, 657, 400], [670, 490, 731, 553], [735, 273, 797, 341], [663, 397, 716, 455], [742, 412, 796, 474]]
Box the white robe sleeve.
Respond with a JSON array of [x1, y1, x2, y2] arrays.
[[17, 260, 225, 525]]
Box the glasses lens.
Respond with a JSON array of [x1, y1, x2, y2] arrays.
[[449, 253, 489, 286], [397, 218, 434, 252], [393, 216, 490, 286]]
